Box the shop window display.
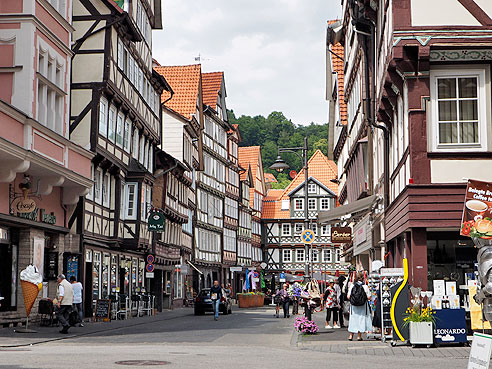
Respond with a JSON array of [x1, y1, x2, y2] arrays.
[[102, 254, 110, 298], [131, 259, 137, 294], [93, 252, 101, 301]]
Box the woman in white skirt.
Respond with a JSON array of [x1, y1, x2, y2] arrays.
[[347, 272, 372, 341]]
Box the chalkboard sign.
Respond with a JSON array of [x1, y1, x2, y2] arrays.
[[94, 299, 111, 320]]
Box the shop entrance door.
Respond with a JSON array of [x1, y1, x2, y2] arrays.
[[84, 261, 93, 317], [0, 244, 12, 311]]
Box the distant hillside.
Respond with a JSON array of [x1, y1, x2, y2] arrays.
[[228, 110, 328, 188]]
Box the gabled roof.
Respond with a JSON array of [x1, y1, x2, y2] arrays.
[[238, 146, 261, 183], [264, 172, 278, 184], [328, 19, 346, 126], [261, 150, 338, 220], [202, 72, 223, 110], [287, 177, 336, 197], [154, 64, 201, 121]]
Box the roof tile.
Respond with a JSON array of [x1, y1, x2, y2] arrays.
[[202, 72, 223, 110], [154, 64, 201, 121]]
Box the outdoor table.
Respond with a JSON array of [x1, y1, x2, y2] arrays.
[[434, 308, 467, 345]]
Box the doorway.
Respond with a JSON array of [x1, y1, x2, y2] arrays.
[[84, 261, 93, 317], [0, 244, 12, 311]]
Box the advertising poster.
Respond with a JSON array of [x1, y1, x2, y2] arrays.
[[461, 180, 492, 238], [32, 237, 45, 278]]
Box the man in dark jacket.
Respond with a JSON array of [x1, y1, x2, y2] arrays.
[[210, 280, 223, 321]]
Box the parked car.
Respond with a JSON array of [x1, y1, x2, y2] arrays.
[[194, 288, 232, 316]]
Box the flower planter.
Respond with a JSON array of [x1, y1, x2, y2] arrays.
[[252, 294, 258, 307], [237, 294, 248, 308], [245, 294, 253, 308], [409, 321, 433, 346], [257, 294, 264, 306]]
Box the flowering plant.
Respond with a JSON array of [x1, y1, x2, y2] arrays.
[[289, 283, 303, 298], [403, 306, 436, 325], [294, 316, 319, 334]]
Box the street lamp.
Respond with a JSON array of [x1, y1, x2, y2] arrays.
[[269, 137, 310, 283]]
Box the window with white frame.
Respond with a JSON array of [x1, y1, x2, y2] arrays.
[[323, 249, 332, 262], [102, 173, 110, 208], [335, 248, 341, 263], [296, 249, 305, 262], [120, 181, 125, 219], [99, 98, 108, 136], [86, 164, 94, 200], [94, 168, 102, 204], [294, 198, 303, 211], [311, 249, 319, 263], [294, 224, 303, 235], [282, 249, 291, 263], [308, 183, 316, 193], [430, 68, 487, 151], [139, 136, 145, 164], [37, 47, 65, 136], [123, 119, 131, 152], [108, 106, 116, 142], [321, 225, 330, 236], [125, 183, 137, 219], [281, 224, 291, 236], [48, 0, 66, 17], [320, 198, 330, 210], [311, 224, 317, 235], [116, 113, 123, 147], [132, 128, 139, 159], [308, 198, 316, 210]]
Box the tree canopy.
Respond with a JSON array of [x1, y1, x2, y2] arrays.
[[228, 110, 328, 185]]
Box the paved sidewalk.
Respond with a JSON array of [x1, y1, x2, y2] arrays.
[[0, 307, 193, 348], [294, 310, 471, 359]]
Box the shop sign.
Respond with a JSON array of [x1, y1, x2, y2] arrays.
[[380, 268, 404, 277], [331, 227, 352, 243], [17, 208, 56, 225], [468, 332, 492, 369], [461, 179, 492, 239], [13, 197, 36, 214], [230, 266, 243, 272], [147, 210, 165, 232], [354, 223, 367, 246]]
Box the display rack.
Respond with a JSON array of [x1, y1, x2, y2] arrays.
[[379, 268, 405, 343]]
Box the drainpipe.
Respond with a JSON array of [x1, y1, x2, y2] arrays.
[[358, 20, 390, 264]]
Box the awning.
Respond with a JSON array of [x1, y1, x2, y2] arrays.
[[186, 260, 203, 275], [318, 194, 380, 224]]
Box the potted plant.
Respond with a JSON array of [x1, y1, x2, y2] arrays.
[[237, 293, 248, 308], [404, 306, 436, 347]]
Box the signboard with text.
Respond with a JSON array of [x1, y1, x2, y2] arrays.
[[148, 210, 165, 232], [468, 332, 492, 369], [461, 179, 492, 239], [331, 227, 352, 243]]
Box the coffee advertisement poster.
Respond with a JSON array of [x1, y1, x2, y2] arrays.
[[461, 179, 492, 239]]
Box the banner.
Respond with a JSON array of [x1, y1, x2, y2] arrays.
[[461, 179, 492, 239]]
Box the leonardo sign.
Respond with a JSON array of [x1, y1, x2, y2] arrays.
[[331, 227, 352, 242]]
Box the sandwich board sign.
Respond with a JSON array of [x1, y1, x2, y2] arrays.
[[467, 332, 492, 369]]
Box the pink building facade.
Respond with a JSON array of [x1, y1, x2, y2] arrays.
[[0, 0, 93, 324]]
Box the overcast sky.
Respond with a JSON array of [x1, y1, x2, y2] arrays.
[[152, 1, 342, 126]]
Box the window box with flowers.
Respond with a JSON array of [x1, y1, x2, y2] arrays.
[[404, 306, 436, 347]]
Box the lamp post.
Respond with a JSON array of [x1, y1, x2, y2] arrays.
[[269, 137, 310, 282]]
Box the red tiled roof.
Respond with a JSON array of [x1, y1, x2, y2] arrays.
[[328, 20, 346, 125], [202, 72, 223, 110], [264, 172, 278, 183], [261, 150, 338, 220], [238, 146, 261, 183], [154, 64, 201, 121]]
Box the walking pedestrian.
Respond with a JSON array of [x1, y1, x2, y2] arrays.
[[323, 280, 340, 329], [337, 275, 347, 327], [279, 284, 290, 318], [70, 276, 84, 327], [56, 274, 74, 334], [347, 272, 372, 341], [210, 280, 222, 321]]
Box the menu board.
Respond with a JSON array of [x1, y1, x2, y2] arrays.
[[45, 252, 58, 280], [461, 180, 492, 239], [94, 299, 111, 319]]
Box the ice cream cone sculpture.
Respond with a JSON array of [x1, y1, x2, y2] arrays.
[[20, 265, 43, 317]]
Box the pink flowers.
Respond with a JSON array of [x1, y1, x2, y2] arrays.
[[294, 316, 319, 334]]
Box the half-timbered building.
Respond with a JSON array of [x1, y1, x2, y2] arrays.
[[0, 0, 93, 325], [153, 63, 202, 309], [223, 124, 241, 283], [69, 0, 170, 314], [238, 146, 266, 267], [263, 150, 348, 276], [237, 161, 254, 290], [326, 0, 492, 289], [195, 71, 231, 288]]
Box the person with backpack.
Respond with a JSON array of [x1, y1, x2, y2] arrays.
[[347, 272, 372, 341]]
